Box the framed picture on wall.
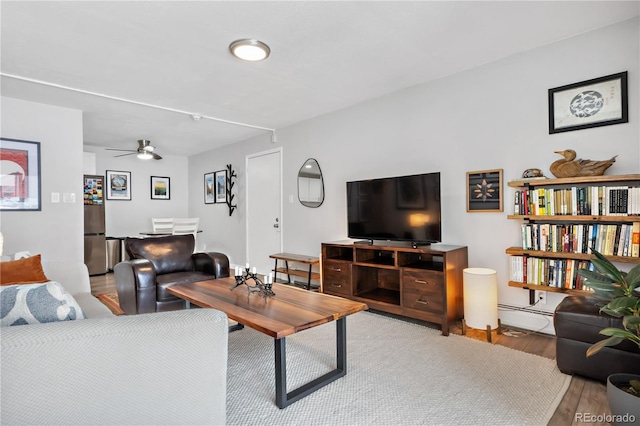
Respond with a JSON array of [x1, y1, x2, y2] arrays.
[[548, 71, 628, 134], [0, 138, 41, 211], [204, 172, 215, 204], [214, 169, 227, 203], [466, 169, 503, 212], [106, 170, 131, 200], [150, 176, 170, 200]]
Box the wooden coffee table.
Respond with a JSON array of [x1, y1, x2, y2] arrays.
[[167, 276, 368, 408]]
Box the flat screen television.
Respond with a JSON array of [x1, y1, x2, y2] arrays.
[[347, 172, 441, 245]]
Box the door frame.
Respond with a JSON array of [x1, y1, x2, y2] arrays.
[[245, 147, 283, 267]]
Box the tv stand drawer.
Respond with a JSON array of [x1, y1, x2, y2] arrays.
[[323, 260, 351, 296], [402, 270, 444, 313]]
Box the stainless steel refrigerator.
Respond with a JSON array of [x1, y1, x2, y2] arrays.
[[84, 175, 107, 276]]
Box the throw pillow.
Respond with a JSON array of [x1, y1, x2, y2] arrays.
[[0, 281, 86, 327], [0, 254, 50, 285]]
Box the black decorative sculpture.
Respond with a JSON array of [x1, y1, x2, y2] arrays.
[[226, 164, 237, 216], [231, 266, 275, 301]]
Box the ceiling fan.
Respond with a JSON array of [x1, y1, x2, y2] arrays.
[[106, 139, 163, 160]]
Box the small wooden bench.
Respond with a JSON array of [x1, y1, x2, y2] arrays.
[[269, 252, 320, 290]]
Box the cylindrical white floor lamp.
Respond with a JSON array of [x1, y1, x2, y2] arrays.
[[463, 267, 500, 342]]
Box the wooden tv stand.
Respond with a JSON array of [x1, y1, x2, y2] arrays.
[[321, 241, 468, 335]]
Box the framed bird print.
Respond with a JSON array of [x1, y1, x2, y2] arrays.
[[548, 71, 628, 134], [467, 169, 503, 212]]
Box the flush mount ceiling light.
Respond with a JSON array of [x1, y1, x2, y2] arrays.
[[229, 39, 270, 61]]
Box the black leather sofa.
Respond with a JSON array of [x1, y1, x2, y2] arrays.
[[114, 234, 229, 315], [553, 295, 640, 382]]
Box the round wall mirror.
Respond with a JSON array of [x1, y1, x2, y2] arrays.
[[298, 158, 324, 208]]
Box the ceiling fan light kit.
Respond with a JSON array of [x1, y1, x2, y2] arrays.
[[229, 39, 270, 61], [137, 152, 153, 160], [107, 139, 163, 160]]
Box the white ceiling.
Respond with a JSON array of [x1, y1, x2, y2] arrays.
[[1, 1, 638, 157]]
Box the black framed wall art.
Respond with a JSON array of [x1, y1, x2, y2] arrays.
[[150, 176, 170, 200], [466, 169, 503, 213], [548, 71, 628, 134]]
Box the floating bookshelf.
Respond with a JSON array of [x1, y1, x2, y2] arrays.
[[506, 174, 640, 298]]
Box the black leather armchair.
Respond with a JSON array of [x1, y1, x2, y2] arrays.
[[114, 234, 230, 315]]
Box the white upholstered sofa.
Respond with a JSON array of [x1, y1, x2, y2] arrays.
[[1, 260, 228, 425]]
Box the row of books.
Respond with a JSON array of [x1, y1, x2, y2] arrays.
[[509, 255, 593, 291], [513, 185, 640, 216], [521, 222, 640, 257]]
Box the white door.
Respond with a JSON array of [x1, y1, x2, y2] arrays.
[[246, 148, 282, 275]]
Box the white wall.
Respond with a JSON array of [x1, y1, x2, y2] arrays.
[[188, 136, 273, 263], [0, 97, 84, 262], [86, 146, 190, 238], [189, 18, 640, 333]]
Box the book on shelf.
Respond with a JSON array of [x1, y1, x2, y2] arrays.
[[565, 259, 574, 289], [625, 224, 633, 256], [618, 224, 628, 256], [538, 188, 546, 215]]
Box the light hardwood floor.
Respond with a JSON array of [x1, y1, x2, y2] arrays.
[[90, 272, 610, 426]]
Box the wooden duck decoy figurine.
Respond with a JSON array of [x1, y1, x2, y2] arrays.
[[550, 150, 617, 178]]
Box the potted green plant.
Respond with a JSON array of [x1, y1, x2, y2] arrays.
[[578, 249, 639, 422]]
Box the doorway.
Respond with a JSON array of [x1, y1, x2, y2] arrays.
[[246, 148, 282, 275]]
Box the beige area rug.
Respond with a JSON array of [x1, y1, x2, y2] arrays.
[[227, 311, 570, 425]]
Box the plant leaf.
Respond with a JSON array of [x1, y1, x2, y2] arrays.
[[600, 308, 623, 318], [587, 335, 624, 356], [626, 265, 640, 291], [605, 296, 640, 314], [577, 269, 612, 283], [589, 248, 626, 283], [622, 315, 640, 337], [598, 328, 636, 339], [580, 280, 621, 292], [577, 267, 625, 300], [623, 315, 640, 327]]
